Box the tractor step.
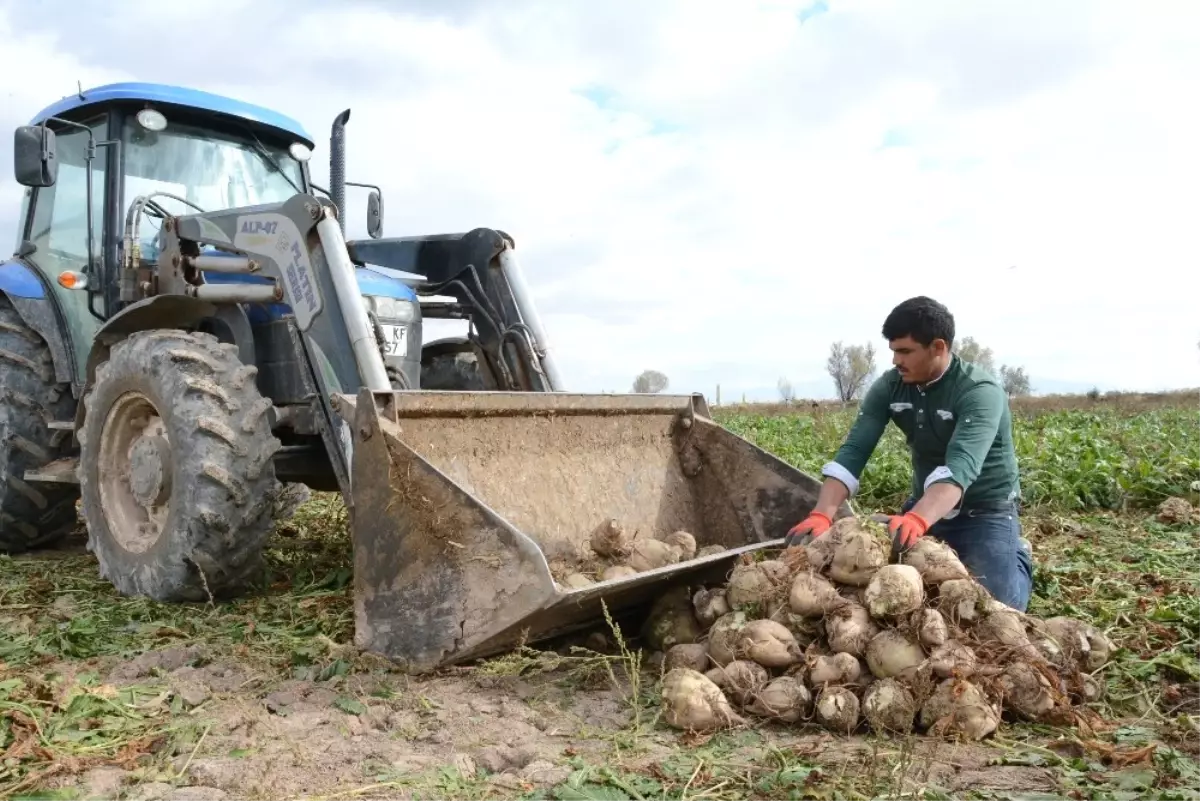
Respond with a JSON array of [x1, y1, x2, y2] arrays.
[[48, 421, 75, 431], [25, 457, 80, 485]]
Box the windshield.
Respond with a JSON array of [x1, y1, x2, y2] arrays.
[[122, 118, 306, 256]]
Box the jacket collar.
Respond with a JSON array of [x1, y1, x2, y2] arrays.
[[919, 354, 957, 391]]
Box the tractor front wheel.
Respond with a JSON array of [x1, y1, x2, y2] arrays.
[[77, 330, 282, 601], [420, 340, 488, 390]]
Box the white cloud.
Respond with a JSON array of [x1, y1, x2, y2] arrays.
[[0, 0, 1196, 399]]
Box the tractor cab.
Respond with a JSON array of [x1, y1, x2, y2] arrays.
[[7, 83, 420, 392]]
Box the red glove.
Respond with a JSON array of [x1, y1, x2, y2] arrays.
[[785, 512, 832, 546], [888, 511, 930, 549]]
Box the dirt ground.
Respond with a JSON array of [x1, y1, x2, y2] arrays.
[[7, 622, 1191, 801], [33, 643, 1091, 801]]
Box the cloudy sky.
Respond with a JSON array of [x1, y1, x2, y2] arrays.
[[1, 0, 1197, 400]]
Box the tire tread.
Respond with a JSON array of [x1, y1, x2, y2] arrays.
[[0, 297, 79, 553]]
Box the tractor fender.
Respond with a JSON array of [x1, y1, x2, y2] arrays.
[[0, 260, 76, 389], [421, 336, 474, 359], [75, 295, 219, 433], [200, 305, 257, 371]]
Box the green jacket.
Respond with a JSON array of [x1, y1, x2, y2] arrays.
[[823, 355, 1021, 513]]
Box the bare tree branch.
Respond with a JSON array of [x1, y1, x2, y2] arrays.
[[632, 369, 669, 394], [827, 341, 877, 401], [1000, 365, 1033, 396], [777, 377, 795, 404]]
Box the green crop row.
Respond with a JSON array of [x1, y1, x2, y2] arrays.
[[715, 405, 1199, 513]]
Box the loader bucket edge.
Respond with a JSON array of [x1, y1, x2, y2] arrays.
[[347, 389, 558, 673], [446, 540, 774, 665], [345, 389, 851, 673]]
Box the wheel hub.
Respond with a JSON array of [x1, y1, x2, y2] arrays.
[[97, 392, 172, 554], [129, 436, 172, 507]]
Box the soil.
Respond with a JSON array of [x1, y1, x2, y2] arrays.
[[29, 643, 1080, 800]]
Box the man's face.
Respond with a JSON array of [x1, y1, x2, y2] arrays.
[[889, 336, 946, 383]]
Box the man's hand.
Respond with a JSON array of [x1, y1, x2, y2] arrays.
[[784, 511, 833, 547], [887, 511, 930, 549]]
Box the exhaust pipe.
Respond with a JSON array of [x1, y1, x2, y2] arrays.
[[330, 109, 350, 235]]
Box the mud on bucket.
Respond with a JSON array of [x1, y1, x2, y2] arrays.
[[340, 388, 844, 672]]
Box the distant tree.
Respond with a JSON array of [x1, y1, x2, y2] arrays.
[[953, 336, 997, 376], [999, 365, 1032, 397], [827, 341, 877, 402], [632, 369, 669, 394], [777, 377, 796, 404]]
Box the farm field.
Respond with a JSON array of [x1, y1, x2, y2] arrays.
[[1, 391, 1198, 800]]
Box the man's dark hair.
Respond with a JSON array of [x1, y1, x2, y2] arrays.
[[881, 296, 955, 347]]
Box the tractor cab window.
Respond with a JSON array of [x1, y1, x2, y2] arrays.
[[26, 115, 109, 273], [121, 118, 306, 260]]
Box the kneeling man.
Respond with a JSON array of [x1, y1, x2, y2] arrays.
[[785, 296, 1033, 611]]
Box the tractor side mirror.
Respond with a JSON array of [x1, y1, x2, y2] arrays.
[[14, 125, 57, 187], [366, 190, 383, 239]]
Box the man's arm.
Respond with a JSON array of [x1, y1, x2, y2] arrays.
[[813, 375, 892, 516], [907, 483, 964, 525], [809, 475, 852, 520], [909, 382, 1005, 522]]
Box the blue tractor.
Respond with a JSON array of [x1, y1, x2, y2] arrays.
[[2, 82, 838, 672]]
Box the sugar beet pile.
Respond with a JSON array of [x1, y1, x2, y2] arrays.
[[617, 516, 1116, 740]]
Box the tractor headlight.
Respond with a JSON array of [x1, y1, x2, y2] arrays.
[[364, 295, 416, 324], [136, 108, 168, 131], [289, 142, 312, 162]]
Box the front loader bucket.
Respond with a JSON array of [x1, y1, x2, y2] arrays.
[[341, 388, 850, 672]]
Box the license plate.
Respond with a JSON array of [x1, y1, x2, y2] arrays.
[[380, 324, 408, 356]]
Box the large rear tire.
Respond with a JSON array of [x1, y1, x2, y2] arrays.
[[77, 330, 282, 601], [0, 295, 80, 552]]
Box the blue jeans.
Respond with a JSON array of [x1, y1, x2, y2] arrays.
[[902, 498, 1033, 611]]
